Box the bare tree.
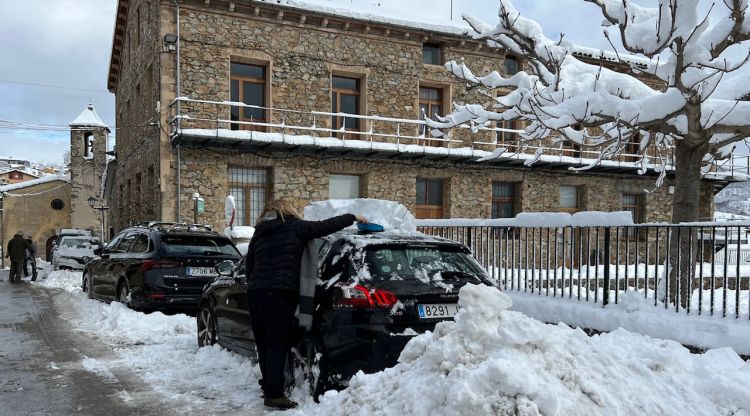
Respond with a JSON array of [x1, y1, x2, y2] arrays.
[[429, 0, 750, 305]]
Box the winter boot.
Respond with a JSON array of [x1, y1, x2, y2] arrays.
[[263, 396, 298, 410]]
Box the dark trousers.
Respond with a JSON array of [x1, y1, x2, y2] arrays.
[[246, 289, 298, 399], [9, 261, 24, 282]]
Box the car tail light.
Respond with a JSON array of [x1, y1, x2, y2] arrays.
[[335, 284, 398, 308], [146, 293, 166, 299], [140, 259, 180, 272]]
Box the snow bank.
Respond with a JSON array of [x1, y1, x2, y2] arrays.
[[301, 284, 750, 416], [416, 211, 634, 228], [305, 199, 416, 232], [224, 226, 255, 240]]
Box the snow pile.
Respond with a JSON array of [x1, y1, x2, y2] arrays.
[[35, 270, 83, 292], [305, 199, 416, 233], [224, 226, 255, 240], [416, 211, 634, 228], [304, 284, 750, 416]]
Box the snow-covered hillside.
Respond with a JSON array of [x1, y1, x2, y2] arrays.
[[716, 181, 750, 216]]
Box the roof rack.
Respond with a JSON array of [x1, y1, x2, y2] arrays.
[[132, 221, 214, 233]]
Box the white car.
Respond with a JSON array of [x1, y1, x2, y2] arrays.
[[52, 236, 102, 271]]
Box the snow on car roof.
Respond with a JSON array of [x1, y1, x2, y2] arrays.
[[324, 229, 461, 247]]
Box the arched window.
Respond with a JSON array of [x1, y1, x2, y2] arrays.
[[83, 132, 94, 159], [51, 199, 65, 210]]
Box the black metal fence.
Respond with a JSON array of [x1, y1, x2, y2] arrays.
[[417, 224, 750, 320]]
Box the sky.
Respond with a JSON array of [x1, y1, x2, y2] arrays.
[[0, 0, 655, 165]]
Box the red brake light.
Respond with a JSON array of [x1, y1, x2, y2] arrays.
[[140, 259, 180, 272], [335, 284, 398, 308]]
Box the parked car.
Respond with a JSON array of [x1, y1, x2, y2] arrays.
[[83, 222, 241, 313], [48, 228, 91, 261], [197, 229, 497, 398], [52, 235, 102, 270]]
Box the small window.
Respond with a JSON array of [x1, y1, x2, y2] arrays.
[[416, 177, 444, 219], [492, 182, 518, 218], [83, 133, 94, 159], [129, 234, 151, 253], [423, 44, 442, 65], [622, 193, 645, 223], [559, 185, 582, 213], [50, 199, 65, 210], [329, 174, 361, 199], [504, 56, 519, 75]]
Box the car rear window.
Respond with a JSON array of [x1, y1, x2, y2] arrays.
[[61, 237, 93, 248], [159, 235, 240, 257], [362, 245, 485, 282]]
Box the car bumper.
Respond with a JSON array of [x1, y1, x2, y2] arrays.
[[130, 287, 202, 313]]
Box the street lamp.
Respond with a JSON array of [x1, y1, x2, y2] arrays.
[[88, 196, 109, 242]]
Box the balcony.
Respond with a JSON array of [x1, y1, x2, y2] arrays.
[[169, 97, 749, 182]]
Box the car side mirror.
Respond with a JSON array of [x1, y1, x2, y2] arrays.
[[93, 247, 103, 256], [215, 260, 235, 277]]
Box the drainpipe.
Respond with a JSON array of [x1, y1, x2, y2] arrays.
[[172, 0, 182, 222]]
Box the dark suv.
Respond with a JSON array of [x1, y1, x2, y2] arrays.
[[83, 222, 241, 313], [197, 229, 497, 397]]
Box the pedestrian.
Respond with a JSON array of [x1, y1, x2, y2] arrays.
[[25, 235, 38, 282], [5, 231, 32, 283], [245, 199, 367, 410]]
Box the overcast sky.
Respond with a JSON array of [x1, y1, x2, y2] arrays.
[[0, 0, 642, 165]]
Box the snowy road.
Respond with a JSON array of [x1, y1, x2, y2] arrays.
[[7, 268, 750, 415]]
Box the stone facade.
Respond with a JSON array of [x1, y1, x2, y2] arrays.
[[106, 0, 718, 232], [69, 120, 109, 236]]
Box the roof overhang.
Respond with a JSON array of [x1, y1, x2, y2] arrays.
[[107, 0, 129, 93]]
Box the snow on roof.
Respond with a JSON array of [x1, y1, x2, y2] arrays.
[[0, 174, 70, 193], [0, 167, 40, 178], [69, 104, 109, 129]]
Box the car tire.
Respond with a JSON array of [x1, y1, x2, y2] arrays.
[[117, 280, 131, 309], [292, 337, 329, 401], [197, 304, 217, 347], [82, 273, 92, 299]]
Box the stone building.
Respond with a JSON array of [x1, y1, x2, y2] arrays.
[[105, 0, 742, 232]]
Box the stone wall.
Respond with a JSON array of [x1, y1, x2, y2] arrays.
[[70, 126, 108, 235]]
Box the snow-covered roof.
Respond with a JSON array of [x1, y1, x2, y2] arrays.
[[0, 174, 70, 193], [69, 104, 109, 129], [0, 167, 40, 178]]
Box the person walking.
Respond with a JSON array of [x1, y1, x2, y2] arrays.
[[25, 235, 38, 282], [6, 231, 32, 283], [245, 199, 366, 410]]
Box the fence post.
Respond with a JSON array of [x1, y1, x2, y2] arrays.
[[466, 227, 473, 252], [603, 227, 611, 307]]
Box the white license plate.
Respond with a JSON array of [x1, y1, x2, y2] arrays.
[[186, 267, 214, 277], [417, 303, 460, 319]]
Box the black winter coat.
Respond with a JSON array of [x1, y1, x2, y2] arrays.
[[245, 214, 356, 291], [6, 235, 32, 262]]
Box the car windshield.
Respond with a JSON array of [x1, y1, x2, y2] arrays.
[[61, 238, 93, 249], [362, 245, 485, 282], [159, 235, 239, 257]]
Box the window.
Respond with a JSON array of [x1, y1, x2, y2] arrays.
[[497, 119, 520, 148], [416, 177, 444, 219], [83, 133, 94, 159], [129, 234, 150, 253], [559, 185, 582, 213], [229, 167, 270, 226], [9, 171, 22, 180], [419, 86, 444, 145], [329, 174, 361, 199], [331, 75, 361, 137], [50, 199, 65, 210], [622, 193, 645, 223], [116, 233, 138, 253], [492, 182, 518, 218], [230, 62, 267, 130], [504, 56, 519, 75], [422, 44, 441, 65]]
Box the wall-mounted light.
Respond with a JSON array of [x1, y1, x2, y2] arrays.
[[163, 33, 178, 51], [87, 195, 97, 208]]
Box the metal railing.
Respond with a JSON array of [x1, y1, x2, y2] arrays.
[[418, 224, 750, 320], [169, 97, 750, 176]]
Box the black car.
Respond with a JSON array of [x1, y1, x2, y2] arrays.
[[197, 229, 497, 397], [83, 222, 241, 313]]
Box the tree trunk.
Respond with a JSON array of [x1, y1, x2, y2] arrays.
[[668, 141, 704, 307]]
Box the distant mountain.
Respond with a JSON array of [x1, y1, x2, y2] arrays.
[[715, 180, 750, 216]]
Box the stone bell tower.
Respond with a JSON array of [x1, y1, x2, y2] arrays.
[[69, 103, 110, 235]]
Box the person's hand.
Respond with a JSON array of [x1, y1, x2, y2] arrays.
[[355, 214, 368, 224]]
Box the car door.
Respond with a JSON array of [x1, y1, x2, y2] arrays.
[[102, 232, 137, 300], [216, 259, 252, 350], [90, 232, 125, 299]]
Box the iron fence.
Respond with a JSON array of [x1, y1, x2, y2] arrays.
[[417, 224, 750, 320]]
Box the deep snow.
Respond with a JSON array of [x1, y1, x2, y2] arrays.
[[34, 269, 750, 415]]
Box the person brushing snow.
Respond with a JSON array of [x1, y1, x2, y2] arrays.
[[245, 199, 367, 410]]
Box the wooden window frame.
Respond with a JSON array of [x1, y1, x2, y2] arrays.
[[331, 75, 362, 139], [328, 173, 364, 199], [621, 193, 645, 224], [559, 185, 583, 214], [230, 62, 268, 131], [504, 56, 520, 75], [419, 85, 446, 147], [416, 177, 445, 219], [491, 181, 519, 219], [422, 43, 442, 66], [228, 167, 272, 226]]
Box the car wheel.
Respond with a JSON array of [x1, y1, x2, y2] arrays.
[[197, 304, 217, 347], [117, 280, 131, 308], [82, 273, 92, 298], [292, 337, 329, 401]]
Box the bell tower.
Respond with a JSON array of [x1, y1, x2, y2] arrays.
[[69, 103, 110, 235]]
